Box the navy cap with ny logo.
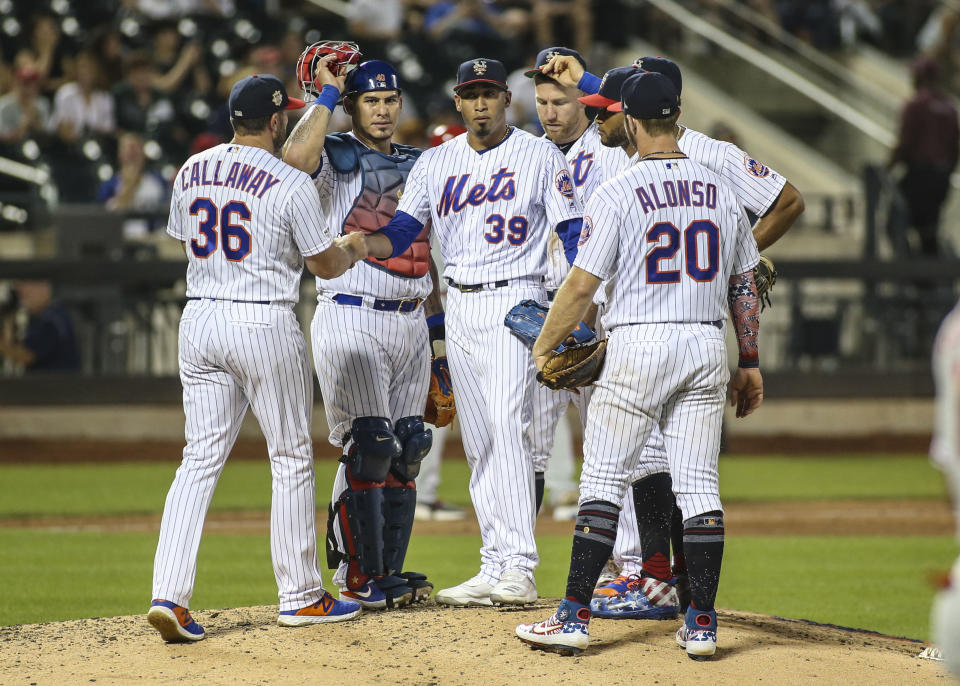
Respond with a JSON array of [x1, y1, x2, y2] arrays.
[[229, 74, 305, 119]]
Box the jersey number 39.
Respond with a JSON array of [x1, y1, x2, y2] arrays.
[[646, 220, 718, 283], [189, 197, 252, 261]]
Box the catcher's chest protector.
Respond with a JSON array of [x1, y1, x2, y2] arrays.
[[327, 133, 430, 278]]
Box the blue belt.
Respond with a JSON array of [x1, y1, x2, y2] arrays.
[[187, 297, 270, 304], [331, 293, 423, 312]]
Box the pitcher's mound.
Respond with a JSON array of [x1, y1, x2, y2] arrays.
[[1, 602, 950, 685]]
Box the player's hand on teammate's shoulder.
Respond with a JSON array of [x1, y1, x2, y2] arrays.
[[728, 368, 763, 418], [314, 53, 347, 93], [539, 55, 584, 88], [335, 232, 369, 266]]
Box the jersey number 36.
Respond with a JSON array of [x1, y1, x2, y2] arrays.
[[189, 197, 252, 261], [646, 219, 718, 283]]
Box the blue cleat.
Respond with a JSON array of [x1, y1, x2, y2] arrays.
[[147, 599, 206, 642], [278, 591, 362, 626], [676, 606, 717, 660], [515, 598, 591, 656], [591, 575, 680, 619]]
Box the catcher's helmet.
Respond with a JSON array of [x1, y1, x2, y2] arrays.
[[296, 40, 362, 98], [345, 60, 401, 95], [429, 123, 466, 148]]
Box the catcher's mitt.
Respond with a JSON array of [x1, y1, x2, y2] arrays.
[[504, 299, 595, 351], [753, 254, 777, 311], [296, 41, 362, 98], [537, 339, 607, 391], [424, 356, 456, 427]]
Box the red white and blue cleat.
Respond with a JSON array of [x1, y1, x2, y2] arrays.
[[147, 599, 205, 642], [515, 598, 591, 656], [591, 575, 681, 619], [278, 591, 362, 626], [676, 606, 718, 660]]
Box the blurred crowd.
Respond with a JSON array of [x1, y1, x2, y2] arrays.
[[0, 0, 644, 230]]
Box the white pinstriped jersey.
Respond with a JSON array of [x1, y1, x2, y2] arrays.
[[544, 122, 630, 289], [933, 302, 960, 468], [677, 126, 786, 216], [397, 127, 582, 284], [314, 132, 432, 300], [167, 143, 332, 304], [576, 157, 759, 328]]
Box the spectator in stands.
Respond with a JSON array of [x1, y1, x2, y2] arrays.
[[28, 13, 69, 94], [97, 132, 169, 213], [112, 52, 177, 141], [0, 61, 50, 143], [47, 51, 115, 142], [889, 56, 960, 257], [0, 280, 80, 373], [149, 22, 210, 97], [530, 0, 593, 57], [122, 0, 236, 18]]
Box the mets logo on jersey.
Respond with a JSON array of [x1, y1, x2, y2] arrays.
[[578, 215, 594, 245], [743, 154, 770, 178], [271, 90, 283, 106], [555, 169, 575, 199]]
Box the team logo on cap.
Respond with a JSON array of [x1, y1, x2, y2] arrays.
[[578, 215, 594, 245], [555, 169, 574, 199], [377, 73, 386, 82], [743, 154, 770, 178], [474, 60, 488, 75], [546, 50, 560, 62], [272, 90, 283, 106], [634, 58, 644, 69]]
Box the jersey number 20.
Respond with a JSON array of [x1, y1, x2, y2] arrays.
[[646, 220, 718, 283], [189, 197, 252, 261]]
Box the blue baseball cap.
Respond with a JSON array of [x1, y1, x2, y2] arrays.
[[454, 58, 508, 92], [229, 74, 304, 119], [633, 56, 683, 95], [345, 60, 401, 95], [610, 71, 680, 118], [577, 66, 638, 108], [523, 46, 587, 78]]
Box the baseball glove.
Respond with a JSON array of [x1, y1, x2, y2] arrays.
[[424, 356, 456, 427], [753, 255, 777, 311], [504, 299, 595, 351], [537, 339, 607, 391]]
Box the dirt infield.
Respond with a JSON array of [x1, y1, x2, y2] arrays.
[[1, 603, 949, 685]]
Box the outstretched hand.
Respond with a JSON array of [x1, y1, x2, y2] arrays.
[[728, 367, 763, 418]]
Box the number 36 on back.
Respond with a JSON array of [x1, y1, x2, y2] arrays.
[[189, 197, 252, 261]]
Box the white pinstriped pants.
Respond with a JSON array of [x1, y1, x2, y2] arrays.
[[581, 323, 728, 531], [447, 285, 544, 585], [152, 300, 326, 611], [310, 299, 431, 587]]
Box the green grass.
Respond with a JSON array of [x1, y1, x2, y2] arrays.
[[0, 454, 946, 517], [0, 454, 954, 640]]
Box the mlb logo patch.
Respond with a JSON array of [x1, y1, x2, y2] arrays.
[[555, 169, 575, 199]]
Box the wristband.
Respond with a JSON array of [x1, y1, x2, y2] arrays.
[[738, 358, 760, 369], [314, 85, 340, 113], [426, 313, 445, 328], [577, 71, 602, 95]]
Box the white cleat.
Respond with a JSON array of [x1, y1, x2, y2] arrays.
[[435, 575, 495, 606], [490, 569, 537, 605]]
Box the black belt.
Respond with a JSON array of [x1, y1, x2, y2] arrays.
[[187, 297, 270, 304], [547, 290, 557, 302], [702, 320, 723, 329], [446, 278, 510, 293], [331, 293, 423, 312]]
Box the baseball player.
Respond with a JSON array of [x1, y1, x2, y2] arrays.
[[931, 300, 960, 676], [282, 55, 444, 609], [148, 74, 368, 642], [362, 57, 584, 606], [516, 71, 763, 659], [541, 53, 804, 618], [523, 47, 629, 522]]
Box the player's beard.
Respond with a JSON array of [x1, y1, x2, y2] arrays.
[[271, 119, 286, 154], [603, 126, 629, 149]]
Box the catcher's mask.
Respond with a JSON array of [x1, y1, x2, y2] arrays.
[[296, 40, 362, 99]]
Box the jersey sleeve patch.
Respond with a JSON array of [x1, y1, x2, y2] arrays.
[[578, 214, 594, 245], [743, 154, 770, 178], [555, 169, 575, 199]]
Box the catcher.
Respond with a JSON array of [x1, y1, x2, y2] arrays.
[[282, 42, 455, 609]]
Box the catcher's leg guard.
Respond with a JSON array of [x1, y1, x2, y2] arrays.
[[326, 417, 401, 587], [383, 417, 434, 600]]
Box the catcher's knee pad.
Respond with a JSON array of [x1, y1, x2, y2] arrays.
[[391, 416, 432, 481], [344, 416, 402, 481], [382, 472, 417, 575]]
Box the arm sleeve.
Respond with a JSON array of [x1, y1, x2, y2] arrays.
[[165, 174, 186, 241], [395, 154, 432, 224], [721, 142, 788, 217], [731, 206, 761, 275], [288, 178, 334, 257], [573, 186, 620, 281]]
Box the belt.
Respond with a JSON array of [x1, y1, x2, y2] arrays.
[[187, 297, 270, 304], [446, 278, 510, 293], [331, 293, 423, 312], [547, 290, 557, 302]]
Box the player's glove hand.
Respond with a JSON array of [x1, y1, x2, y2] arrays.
[[504, 299, 595, 351], [753, 255, 778, 311], [424, 356, 456, 427], [536, 339, 607, 391]]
